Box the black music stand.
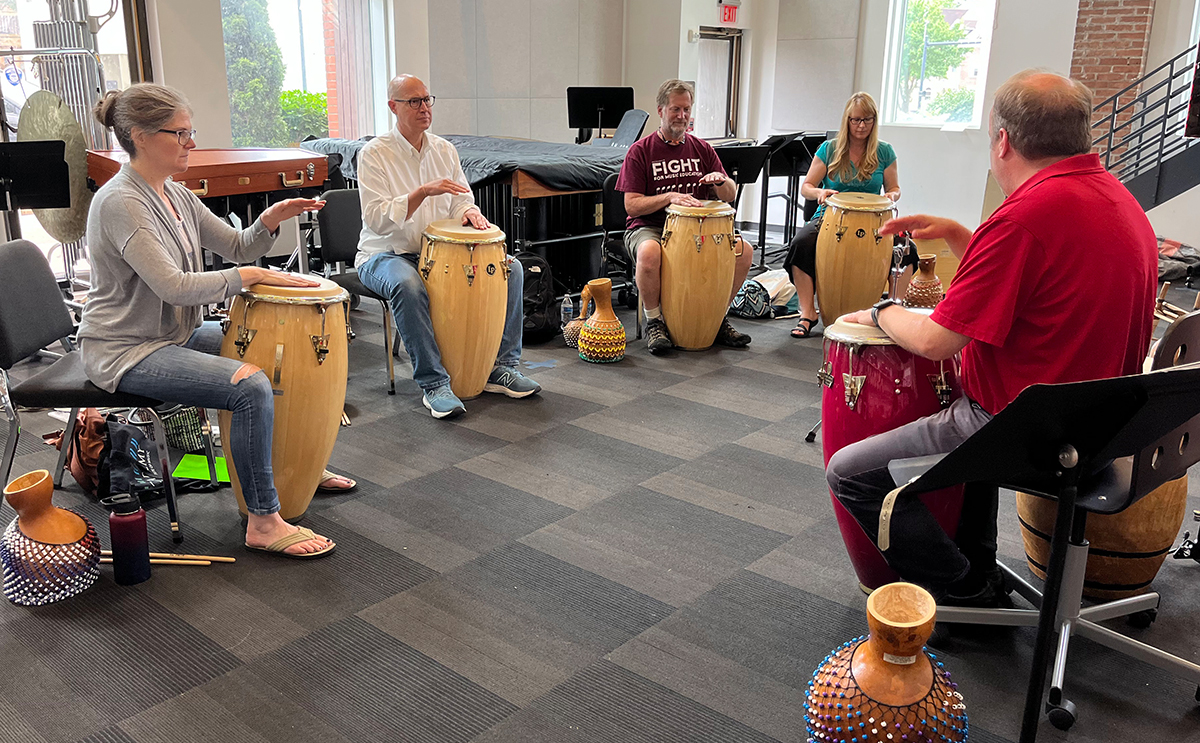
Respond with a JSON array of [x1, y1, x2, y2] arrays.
[[567, 86, 634, 144], [0, 140, 71, 240], [756, 132, 827, 266], [883, 365, 1200, 743], [714, 144, 769, 214]]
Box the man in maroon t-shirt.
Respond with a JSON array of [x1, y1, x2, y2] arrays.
[[615, 79, 754, 353], [826, 71, 1157, 606]]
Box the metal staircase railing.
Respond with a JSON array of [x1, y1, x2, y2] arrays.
[[1092, 43, 1198, 183]]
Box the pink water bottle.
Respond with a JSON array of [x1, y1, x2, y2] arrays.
[[102, 494, 151, 585]]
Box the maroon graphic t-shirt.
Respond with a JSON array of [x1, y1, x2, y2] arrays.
[[615, 132, 727, 230]]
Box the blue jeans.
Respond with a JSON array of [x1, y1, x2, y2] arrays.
[[358, 251, 525, 392], [116, 322, 280, 516]]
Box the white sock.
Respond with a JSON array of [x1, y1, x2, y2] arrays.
[[644, 305, 662, 321]]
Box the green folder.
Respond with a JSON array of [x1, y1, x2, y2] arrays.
[[172, 454, 230, 483]]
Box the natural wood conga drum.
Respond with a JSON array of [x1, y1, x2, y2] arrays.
[[815, 192, 897, 328], [218, 277, 349, 522], [420, 220, 509, 399], [659, 200, 738, 350], [1016, 477, 1189, 599]]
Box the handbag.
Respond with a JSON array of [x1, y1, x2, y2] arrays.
[[43, 407, 106, 497]]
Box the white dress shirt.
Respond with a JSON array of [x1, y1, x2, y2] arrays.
[[355, 127, 476, 268]]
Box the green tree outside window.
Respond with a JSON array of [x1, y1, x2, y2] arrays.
[[221, 0, 287, 147], [896, 0, 972, 115]]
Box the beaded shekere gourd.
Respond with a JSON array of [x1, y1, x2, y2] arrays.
[[805, 582, 968, 743]]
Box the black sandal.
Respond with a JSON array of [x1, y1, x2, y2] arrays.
[[791, 317, 819, 338]]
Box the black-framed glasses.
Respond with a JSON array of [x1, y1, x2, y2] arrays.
[[848, 117, 875, 126], [392, 96, 436, 110], [158, 128, 197, 145]]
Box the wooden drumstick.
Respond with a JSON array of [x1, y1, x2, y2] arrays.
[[100, 557, 212, 566], [101, 550, 235, 563]]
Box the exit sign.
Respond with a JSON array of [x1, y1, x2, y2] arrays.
[[720, 4, 737, 24]]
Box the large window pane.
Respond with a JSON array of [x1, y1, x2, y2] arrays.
[[882, 0, 995, 128]]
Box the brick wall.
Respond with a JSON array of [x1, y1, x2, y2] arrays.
[[1071, 0, 1156, 156], [323, 0, 339, 138]]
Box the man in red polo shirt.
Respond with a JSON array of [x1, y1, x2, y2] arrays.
[[826, 70, 1157, 605]]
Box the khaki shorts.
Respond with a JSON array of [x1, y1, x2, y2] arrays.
[[622, 225, 664, 266]]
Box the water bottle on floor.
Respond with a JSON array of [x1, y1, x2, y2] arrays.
[[560, 295, 574, 329]]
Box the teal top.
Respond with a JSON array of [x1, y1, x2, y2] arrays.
[[811, 139, 897, 221]]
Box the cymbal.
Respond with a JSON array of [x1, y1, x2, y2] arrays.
[[17, 90, 91, 243]]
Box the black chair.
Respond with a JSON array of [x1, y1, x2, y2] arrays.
[[800, 130, 839, 224], [598, 172, 641, 340], [316, 188, 395, 395], [885, 311, 1200, 741], [591, 109, 649, 148], [0, 240, 186, 543]]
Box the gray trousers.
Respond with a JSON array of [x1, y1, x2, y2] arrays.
[[826, 396, 998, 595]]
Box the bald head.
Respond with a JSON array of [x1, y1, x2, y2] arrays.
[[990, 70, 1093, 160], [388, 74, 425, 101]]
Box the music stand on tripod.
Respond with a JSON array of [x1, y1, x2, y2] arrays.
[[883, 364, 1200, 743], [714, 144, 769, 214]]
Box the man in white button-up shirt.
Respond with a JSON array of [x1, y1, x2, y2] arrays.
[[356, 74, 541, 419]]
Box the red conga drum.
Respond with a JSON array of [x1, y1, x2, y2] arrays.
[[819, 311, 965, 591]]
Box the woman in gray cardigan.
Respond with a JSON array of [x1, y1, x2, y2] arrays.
[[79, 83, 334, 559]]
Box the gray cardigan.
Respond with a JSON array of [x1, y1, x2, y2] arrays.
[[78, 164, 276, 392]]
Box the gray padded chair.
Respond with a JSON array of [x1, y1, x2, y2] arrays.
[[0, 240, 190, 543], [591, 109, 650, 148], [317, 188, 396, 395]]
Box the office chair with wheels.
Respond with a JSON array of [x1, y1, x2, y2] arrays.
[[598, 172, 641, 340], [885, 311, 1200, 742], [316, 188, 396, 395], [0, 240, 194, 543]]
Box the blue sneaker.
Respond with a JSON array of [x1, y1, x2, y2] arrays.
[[483, 365, 542, 398], [422, 384, 466, 419]]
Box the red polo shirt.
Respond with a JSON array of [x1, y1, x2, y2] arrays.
[[931, 153, 1157, 415]]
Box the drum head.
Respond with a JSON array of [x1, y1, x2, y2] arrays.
[[665, 200, 736, 218], [244, 274, 350, 304], [424, 219, 506, 244], [824, 307, 934, 345], [825, 192, 894, 212]]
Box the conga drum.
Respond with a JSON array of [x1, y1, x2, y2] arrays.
[[819, 311, 964, 591], [814, 193, 897, 328], [420, 220, 509, 399], [218, 276, 349, 522], [659, 200, 738, 350], [1016, 478, 1188, 600]]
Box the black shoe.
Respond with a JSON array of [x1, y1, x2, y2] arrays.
[[645, 317, 673, 354], [941, 581, 1015, 610], [715, 318, 751, 347]]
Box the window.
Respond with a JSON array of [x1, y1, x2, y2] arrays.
[[220, 0, 392, 147], [694, 27, 742, 139], [881, 0, 995, 128]]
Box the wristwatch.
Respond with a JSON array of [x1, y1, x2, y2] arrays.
[[871, 298, 898, 327]]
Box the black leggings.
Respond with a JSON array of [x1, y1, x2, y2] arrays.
[[782, 217, 821, 279]]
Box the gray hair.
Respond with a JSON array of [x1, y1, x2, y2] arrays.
[[656, 79, 695, 108], [991, 70, 1093, 160], [93, 83, 191, 157]]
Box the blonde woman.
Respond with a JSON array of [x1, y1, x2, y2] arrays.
[[784, 92, 900, 338]]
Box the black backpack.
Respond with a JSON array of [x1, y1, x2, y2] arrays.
[[514, 251, 557, 343]]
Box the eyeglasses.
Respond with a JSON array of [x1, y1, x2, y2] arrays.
[[848, 117, 875, 126], [158, 128, 197, 145], [392, 96, 436, 110]]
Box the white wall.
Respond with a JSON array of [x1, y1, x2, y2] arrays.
[[146, 0, 233, 148], [1148, 185, 1200, 246], [854, 0, 1079, 229], [772, 0, 858, 130], [1147, 0, 1198, 71], [624, 0, 682, 121], [393, 0, 431, 83], [429, 0, 624, 142]]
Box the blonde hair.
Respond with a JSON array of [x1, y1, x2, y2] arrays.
[[656, 79, 695, 109], [826, 92, 880, 183], [93, 83, 191, 157]]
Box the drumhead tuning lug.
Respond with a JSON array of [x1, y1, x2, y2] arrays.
[[713, 233, 724, 245], [501, 256, 512, 280], [929, 373, 953, 408], [463, 263, 476, 287], [817, 361, 834, 387], [844, 374, 865, 409], [693, 234, 704, 252], [311, 334, 330, 364], [234, 326, 257, 357]]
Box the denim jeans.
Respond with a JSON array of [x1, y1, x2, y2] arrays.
[[826, 396, 998, 597], [358, 251, 524, 392], [116, 322, 280, 516]]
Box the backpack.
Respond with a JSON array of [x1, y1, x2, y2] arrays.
[[514, 251, 557, 343], [729, 278, 773, 319], [44, 407, 106, 497], [97, 412, 164, 500]]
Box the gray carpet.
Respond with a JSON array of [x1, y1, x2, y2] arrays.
[[2, 288, 1200, 743]]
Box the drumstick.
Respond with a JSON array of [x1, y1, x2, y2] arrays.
[[100, 557, 212, 566], [100, 550, 235, 563]]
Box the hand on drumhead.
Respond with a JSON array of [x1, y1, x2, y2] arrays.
[[422, 178, 470, 198], [817, 189, 838, 205], [842, 309, 875, 327], [238, 266, 321, 289], [668, 192, 704, 208], [461, 208, 491, 230]]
